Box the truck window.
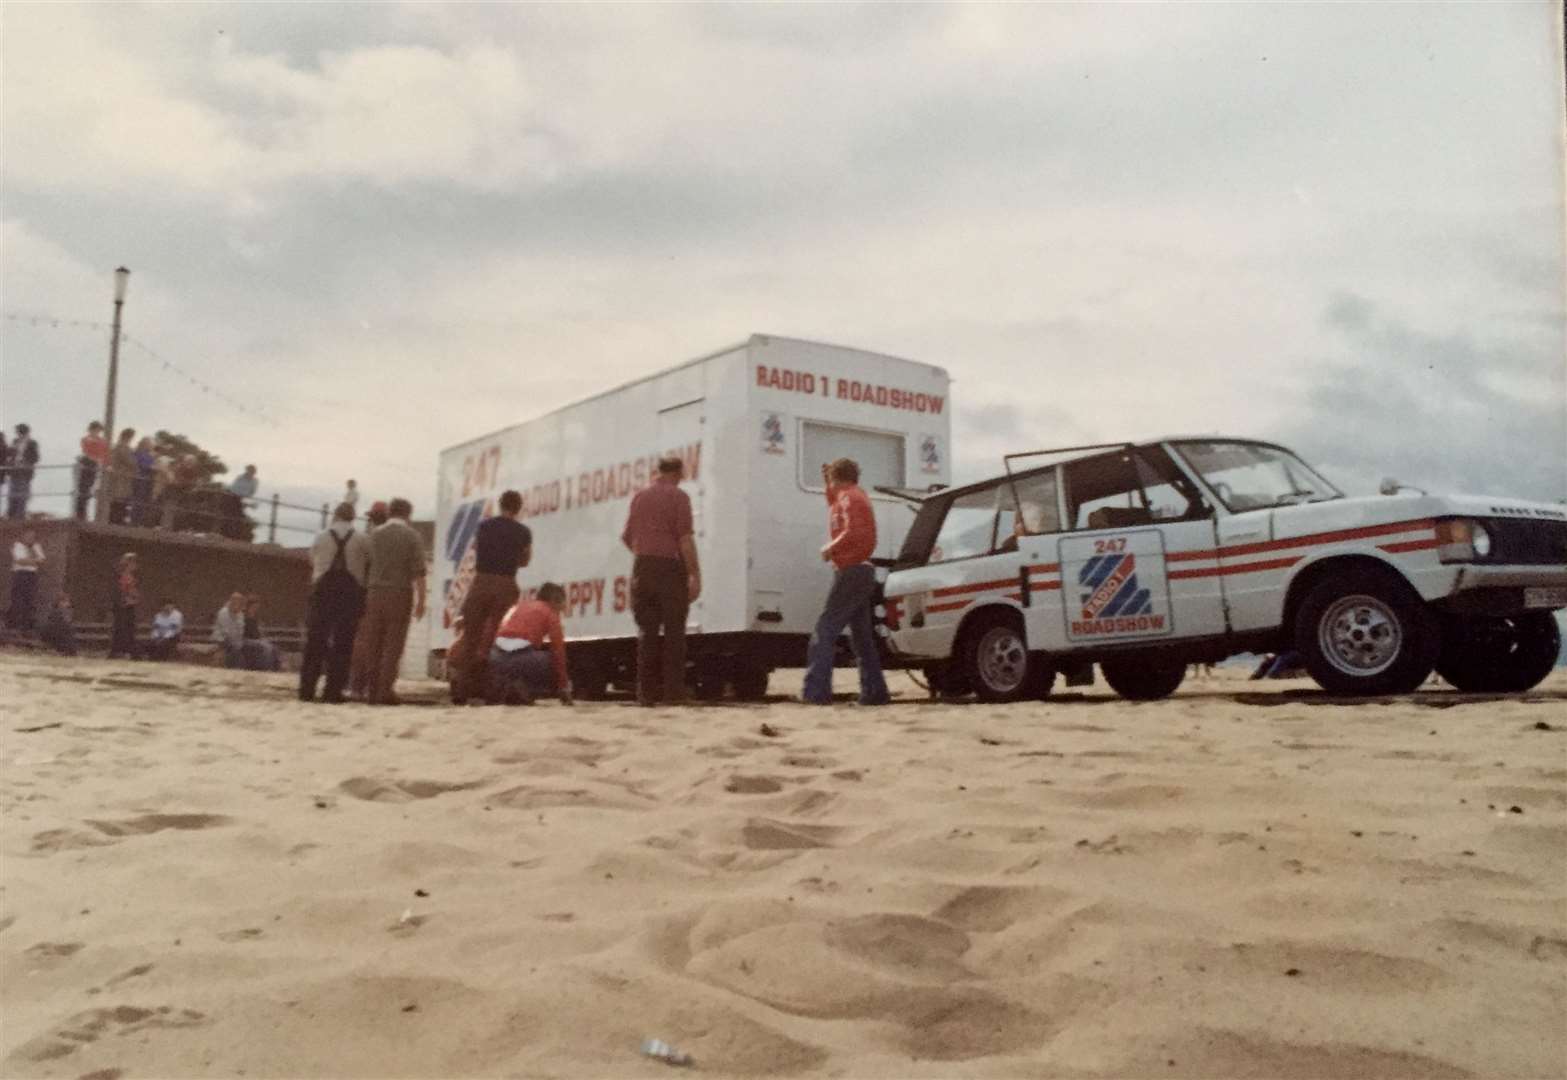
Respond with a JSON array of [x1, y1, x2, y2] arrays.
[[802, 422, 905, 492], [1062, 450, 1152, 530]]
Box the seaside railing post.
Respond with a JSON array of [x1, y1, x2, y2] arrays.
[[268, 493, 280, 544], [320, 503, 328, 530]]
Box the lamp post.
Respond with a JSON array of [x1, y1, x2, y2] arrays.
[[97, 266, 130, 524]]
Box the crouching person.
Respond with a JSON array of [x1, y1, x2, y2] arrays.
[[486, 583, 572, 705]]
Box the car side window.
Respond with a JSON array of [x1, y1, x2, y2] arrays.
[[1008, 469, 1061, 536], [1134, 447, 1212, 521], [928, 484, 1006, 563], [1063, 451, 1151, 531]]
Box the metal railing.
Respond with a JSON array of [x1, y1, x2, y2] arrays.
[[1, 461, 352, 543]]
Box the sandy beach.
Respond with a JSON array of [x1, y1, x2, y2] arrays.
[[2, 653, 1564, 1079]]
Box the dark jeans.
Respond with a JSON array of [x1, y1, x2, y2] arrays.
[[109, 603, 138, 659], [448, 573, 519, 702], [300, 584, 364, 700], [6, 475, 30, 519], [486, 646, 556, 702], [803, 563, 889, 705], [6, 571, 38, 631], [75, 461, 97, 520], [631, 555, 689, 705], [147, 633, 182, 661]]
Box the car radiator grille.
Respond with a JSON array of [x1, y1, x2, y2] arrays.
[[1484, 518, 1567, 566]]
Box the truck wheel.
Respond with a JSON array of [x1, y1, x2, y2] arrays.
[[570, 653, 609, 701], [1436, 612, 1560, 693], [691, 662, 728, 701], [1028, 656, 1057, 700], [960, 613, 1031, 703], [1295, 567, 1438, 696], [730, 664, 770, 701], [1100, 657, 1185, 700], [922, 661, 970, 698]]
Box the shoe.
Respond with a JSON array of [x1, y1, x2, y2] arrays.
[[857, 696, 891, 707], [801, 694, 832, 706], [321, 692, 345, 705]]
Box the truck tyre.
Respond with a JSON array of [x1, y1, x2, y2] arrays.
[[1100, 657, 1185, 700], [730, 664, 770, 701], [691, 662, 728, 701], [570, 652, 609, 701], [960, 612, 1031, 703], [1028, 655, 1057, 700], [1294, 567, 1438, 695], [1436, 612, 1560, 693]]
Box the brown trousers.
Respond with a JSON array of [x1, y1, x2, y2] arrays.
[[446, 573, 519, 701], [357, 587, 413, 704], [631, 555, 689, 705]]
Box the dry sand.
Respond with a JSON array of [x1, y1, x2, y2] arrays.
[[2, 652, 1564, 1079]]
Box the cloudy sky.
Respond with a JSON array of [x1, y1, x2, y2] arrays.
[[3, 2, 1563, 534]]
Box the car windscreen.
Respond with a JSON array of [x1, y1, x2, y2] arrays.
[[1172, 441, 1342, 513]]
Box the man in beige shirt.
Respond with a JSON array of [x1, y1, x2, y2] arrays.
[[357, 497, 426, 705]]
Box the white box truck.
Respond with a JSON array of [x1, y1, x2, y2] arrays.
[[431, 334, 952, 699]]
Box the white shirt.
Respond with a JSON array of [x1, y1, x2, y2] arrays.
[[212, 606, 246, 647], [152, 608, 184, 640], [10, 541, 43, 573], [343, 486, 360, 508], [310, 522, 371, 585]]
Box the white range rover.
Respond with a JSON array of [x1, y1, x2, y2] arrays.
[[881, 438, 1567, 700]]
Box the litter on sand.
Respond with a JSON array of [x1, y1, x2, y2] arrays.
[[641, 1037, 694, 1067]]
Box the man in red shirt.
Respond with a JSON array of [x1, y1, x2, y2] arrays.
[[486, 583, 573, 705], [802, 458, 890, 705], [76, 421, 109, 520], [620, 455, 701, 706]]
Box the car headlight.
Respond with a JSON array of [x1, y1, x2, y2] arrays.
[[1436, 518, 1491, 562]]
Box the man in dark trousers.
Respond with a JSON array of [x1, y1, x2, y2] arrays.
[[802, 458, 890, 706], [621, 455, 701, 706], [7, 423, 39, 520], [448, 489, 532, 704], [300, 502, 371, 702], [357, 497, 426, 705]]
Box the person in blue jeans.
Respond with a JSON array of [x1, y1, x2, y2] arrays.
[[802, 459, 890, 706]]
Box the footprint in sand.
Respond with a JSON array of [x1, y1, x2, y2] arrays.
[[14, 1005, 207, 1063], [740, 818, 843, 850], [338, 776, 485, 803], [85, 814, 232, 837], [725, 775, 784, 794], [216, 928, 264, 942], [24, 941, 84, 963]]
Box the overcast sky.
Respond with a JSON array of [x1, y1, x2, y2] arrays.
[[3, 2, 1563, 533]]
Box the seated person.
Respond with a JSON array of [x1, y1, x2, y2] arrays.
[[242, 594, 282, 671], [147, 599, 184, 661], [486, 583, 573, 705], [38, 596, 78, 657], [213, 592, 274, 670]]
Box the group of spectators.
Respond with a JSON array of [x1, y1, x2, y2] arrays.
[[0, 419, 265, 537], [75, 421, 259, 533], [299, 496, 425, 704]]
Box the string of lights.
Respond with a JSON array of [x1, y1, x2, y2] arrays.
[[3, 309, 282, 428]]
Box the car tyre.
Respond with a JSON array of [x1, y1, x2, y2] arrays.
[[1295, 567, 1438, 696], [960, 612, 1032, 703], [1436, 612, 1560, 693], [1100, 656, 1185, 700]]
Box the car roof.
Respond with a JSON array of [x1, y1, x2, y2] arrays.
[[925, 435, 1296, 501]]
